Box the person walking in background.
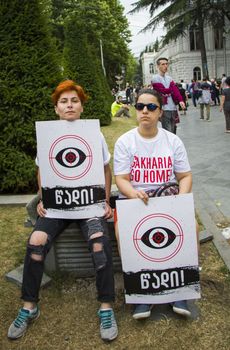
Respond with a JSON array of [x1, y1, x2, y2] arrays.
[[180, 79, 187, 91], [220, 76, 230, 133], [210, 79, 220, 106], [198, 81, 212, 121], [151, 57, 185, 134], [125, 83, 133, 104], [190, 79, 200, 107], [8, 80, 118, 342], [221, 74, 227, 93], [111, 94, 131, 118]]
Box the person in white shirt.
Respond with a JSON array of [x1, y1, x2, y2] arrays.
[[114, 88, 199, 320]]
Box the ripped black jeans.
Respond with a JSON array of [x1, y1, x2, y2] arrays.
[[21, 217, 115, 304]]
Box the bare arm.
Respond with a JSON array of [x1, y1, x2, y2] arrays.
[[37, 169, 42, 196], [220, 95, 225, 112], [104, 163, 113, 219], [175, 171, 192, 194], [115, 174, 148, 204], [37, 168, 46, 217]]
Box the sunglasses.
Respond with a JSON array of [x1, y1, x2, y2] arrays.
[[135, 103, 160, 111]]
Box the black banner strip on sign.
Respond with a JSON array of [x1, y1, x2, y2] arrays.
[[42, 185, 106, 209], [123, 266, 200, 295]]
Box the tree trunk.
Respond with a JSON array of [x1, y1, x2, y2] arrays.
[[197, 4, 209, 79]]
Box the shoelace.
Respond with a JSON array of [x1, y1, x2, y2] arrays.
[[14, 309, 31, 328], [99, 310, 113, 329]]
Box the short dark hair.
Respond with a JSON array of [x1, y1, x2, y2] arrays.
[[136, 88, 163, 109], [156, 57, 168, 65], [225, 76, 230, 86]]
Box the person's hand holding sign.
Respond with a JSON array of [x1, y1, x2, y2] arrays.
[[37, 200, 46, 217], [104, 200, 113, 219]]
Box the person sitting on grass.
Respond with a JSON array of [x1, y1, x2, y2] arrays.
[[111, 94, 131, 118], [7, 80, 118, 342], [113, 88, 199, 320]]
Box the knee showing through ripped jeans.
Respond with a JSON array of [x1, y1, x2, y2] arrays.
[[89, 235, 108, 272], [86, 218, 109, 271], [28, 231, 49, 261]]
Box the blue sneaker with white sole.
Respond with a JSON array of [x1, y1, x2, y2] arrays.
[[172, 300, 191, 317], [133, 304, 153, 320]]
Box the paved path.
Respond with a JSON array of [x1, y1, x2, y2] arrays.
[[1, 103, 230, 269], [177, 104, 230, 220], [177, 103, 230, 270]]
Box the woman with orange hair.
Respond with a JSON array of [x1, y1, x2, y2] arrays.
[[8, 80, 118, 342]]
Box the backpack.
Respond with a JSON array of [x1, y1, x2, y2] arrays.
[[193, 82, 199, 91]]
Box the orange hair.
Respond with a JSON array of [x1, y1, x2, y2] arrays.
[[51, 80, 88, 105]]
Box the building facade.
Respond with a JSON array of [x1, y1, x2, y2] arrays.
[[141, 24, 230, 86]]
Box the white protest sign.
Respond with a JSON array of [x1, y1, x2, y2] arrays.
[[36, 120, 106, 219], [116, 193, 200, 304]]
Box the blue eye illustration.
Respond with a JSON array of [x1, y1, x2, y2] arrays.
[[55, 147, 86, 168], [141, 227, 176, 249]]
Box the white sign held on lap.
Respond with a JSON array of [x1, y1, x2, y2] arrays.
[[116, 193, 200, 304]]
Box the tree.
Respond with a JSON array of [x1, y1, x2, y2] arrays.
[[49, 0, 132, 88], [130, 0, 230, 79], [0, 0, 61, 193], [153, 38, 160, 52], [49, 0, 133, 124], [63, 14, 112, 125], [125, 55, 139, 85]]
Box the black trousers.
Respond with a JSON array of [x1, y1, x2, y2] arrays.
[[21, 217, 115, 304]]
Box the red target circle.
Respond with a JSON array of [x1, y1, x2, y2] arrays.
[[49, 135, 92, 180], [133, 213, 183, 262]]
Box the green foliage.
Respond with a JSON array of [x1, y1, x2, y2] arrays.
[[125, 54, 139, 85], [49, 0, 132, 88], [63, 14, 112, 126], [0, 142, 37, 193], [0, 0, 134, 193], [0, 0, 61, 193]]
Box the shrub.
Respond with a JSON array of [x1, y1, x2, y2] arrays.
[[0, 0, 61, 193]]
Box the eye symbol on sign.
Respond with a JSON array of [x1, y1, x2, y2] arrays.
[[141, 227, 176, 249], [55, 147, 86, 168]]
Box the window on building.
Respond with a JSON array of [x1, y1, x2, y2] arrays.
[[189, 26, 201, 51], [214, 28, 223, 49], [193, 67, 201, 81], [149, 63, 154, 73]]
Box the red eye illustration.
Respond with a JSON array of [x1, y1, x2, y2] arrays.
[[55, 147, 86, 168], [141, 227, 176, 249]]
